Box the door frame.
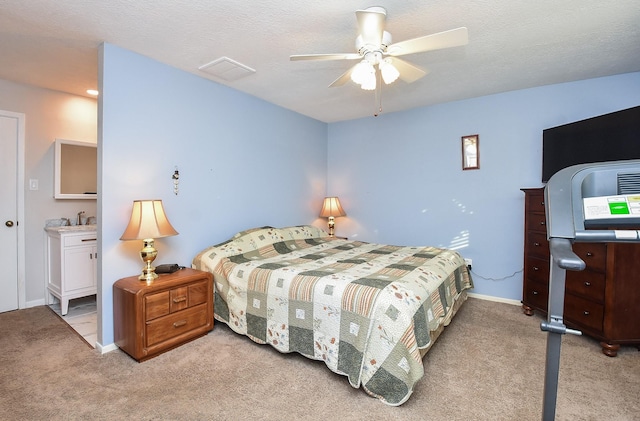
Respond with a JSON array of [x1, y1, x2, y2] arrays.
[[2, 110, 26, 309]]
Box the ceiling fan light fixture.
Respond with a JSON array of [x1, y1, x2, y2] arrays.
[[380, 59, 400, 84], [351, 61, 375, 86], [360, 74, 376, 90]]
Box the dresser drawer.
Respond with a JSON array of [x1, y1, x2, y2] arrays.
[[524, 279, 548, 312], [526, 212, 547, 233], [565, 294, 604, 333], [566, 270, 605, 302], [146, 303, 210, 347], [525, 191, 545, 213], [527, 231, 549, 259], [573, 242, 606, 272], [525, 256, 549, 284]]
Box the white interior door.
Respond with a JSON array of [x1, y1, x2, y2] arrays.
[[0, 110, 25, 312]]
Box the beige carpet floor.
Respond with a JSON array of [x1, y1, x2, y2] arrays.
[[1, 298, 638, 421]]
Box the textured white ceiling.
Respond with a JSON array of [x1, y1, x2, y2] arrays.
[[1, 1, 639, 122]]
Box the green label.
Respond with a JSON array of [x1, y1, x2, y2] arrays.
[[608, 201, 630, 215]]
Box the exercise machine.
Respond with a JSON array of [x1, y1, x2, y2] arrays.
[[542, 159, 640, 420]]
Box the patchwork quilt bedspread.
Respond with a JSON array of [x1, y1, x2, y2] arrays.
[[192, 225, 473, 405]]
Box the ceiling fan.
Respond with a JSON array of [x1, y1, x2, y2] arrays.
[[290, 6, 468, 90]]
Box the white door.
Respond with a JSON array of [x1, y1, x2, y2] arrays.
[[0, 110, 25, 312]]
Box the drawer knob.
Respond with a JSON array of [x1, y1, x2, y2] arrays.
[[584, 282, 591, 287], [533, 291, 538, 295], [539, 221, 545, 225], [533, 266, 539, 271], [540, 201, 545, 206], [172, 296, 187, 303], [173, 320, 187, 328], [583, 311, 590, 316], [534, 242, 540, 247], [586, 252, 593, 257]]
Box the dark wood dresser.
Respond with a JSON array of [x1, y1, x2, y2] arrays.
[[521, 187, 640, 356], [114, 268, 214, 361]]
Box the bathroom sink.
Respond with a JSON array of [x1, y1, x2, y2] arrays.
[[46, 224, 97, 233]]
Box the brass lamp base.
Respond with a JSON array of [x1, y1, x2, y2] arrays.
[[139, 238, 158, 282], [327, 216, 336, 237]]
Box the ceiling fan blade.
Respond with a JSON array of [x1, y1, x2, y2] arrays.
[[290, 53, 362, 61], [386, 27, 468, 56], [356, 7, 386, 47], [388, 57, 428, 84], [328, 65, 357, 87]]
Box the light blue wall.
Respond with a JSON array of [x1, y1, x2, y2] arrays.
[[327, 72, 640, 301], [97, 41, 639, 347], [98, 43, 327, 347]]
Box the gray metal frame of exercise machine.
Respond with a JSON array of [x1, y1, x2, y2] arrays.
[[542, 159, 640, 421]]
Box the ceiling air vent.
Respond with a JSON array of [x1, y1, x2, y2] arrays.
[[617, 172, 640, 194], [198, 57, 256, 82]]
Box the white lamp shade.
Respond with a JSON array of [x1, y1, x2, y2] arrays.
[[120, 200, 178, 240], [319, 197, 346, 218]]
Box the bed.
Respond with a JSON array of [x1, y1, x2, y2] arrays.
[[192, 225, 473, 405]]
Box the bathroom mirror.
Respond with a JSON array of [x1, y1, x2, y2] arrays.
[[54, 138, 97, 200]]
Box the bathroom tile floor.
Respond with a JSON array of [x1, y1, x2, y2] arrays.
[[49, 295, 97, 348]]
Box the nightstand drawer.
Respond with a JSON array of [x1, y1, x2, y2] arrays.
[[188, 280, 208, 307], [170, 287, 189, 312], [146, 303, 209, 347], [145, 279, 209, 321], [146, 291, 171, 321]]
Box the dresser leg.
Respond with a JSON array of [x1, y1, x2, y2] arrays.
[[522, 304, 534, 316], [600, 342, 619, 357]]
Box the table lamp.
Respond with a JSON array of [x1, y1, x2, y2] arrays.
[[319, 197, 346, 236], [120, 200, 178, 282]]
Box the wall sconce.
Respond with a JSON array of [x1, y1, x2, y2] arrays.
[[172, 168, 180, 195], [319, 197, 346, 236], [120, 200, 179, 282]]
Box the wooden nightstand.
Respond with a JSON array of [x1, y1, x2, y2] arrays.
[[113, 268, 214, 362]]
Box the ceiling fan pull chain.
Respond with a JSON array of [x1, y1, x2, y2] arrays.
[[374, 71, 382, 117]]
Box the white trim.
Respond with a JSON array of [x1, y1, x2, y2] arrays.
[[16, 112, 25, 309], [25, 299, 46, 308], [96, 342, 118, 354], [1, 110, 26, 310], [468, 292, 521, 306]]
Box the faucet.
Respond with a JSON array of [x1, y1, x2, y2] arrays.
[[77, 211, 85, 226]]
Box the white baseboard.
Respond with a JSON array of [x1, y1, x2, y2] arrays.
[[96, 342, 118, 354], [25, 299, 45, 308], [468, 292, 521, 306]]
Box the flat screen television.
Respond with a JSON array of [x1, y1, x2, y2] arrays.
[[542, 105, 640, 183]]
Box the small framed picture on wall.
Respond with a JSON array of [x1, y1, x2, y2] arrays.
[[462, 134, 480, 170]]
